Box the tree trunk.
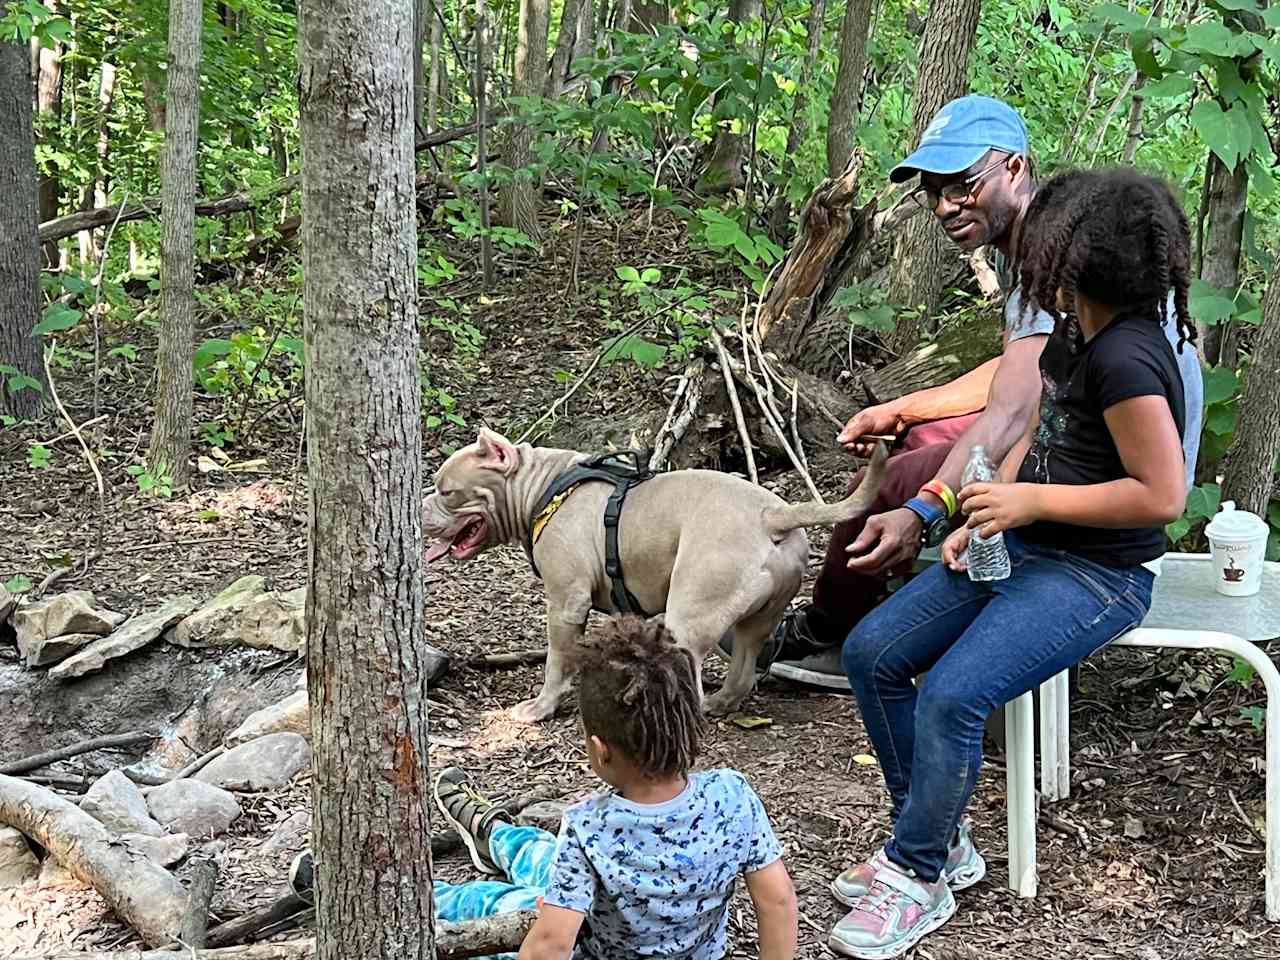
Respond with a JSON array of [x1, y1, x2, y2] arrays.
[[696, 0, 759, 195], [147, 0, 202, 487], [546, 0, 592, 97], [297, 1, 440, 958], [33, 1, 64, 268], [1221, 264, 1280, 515], [414, 0, 428, 137], [885, 0, 981, 353], [0, 27, 45, 419], [1120, 75, 1145, 164], [253, 35, 289, 176], [1199, 153, 1248, 368], [826, 0, 871, 177], [78, 61, 116, 266], [498, 0, 549, 239], [766, 0, 826, 239], [141, 71, 166, 132], [427, 2, 446, 131]]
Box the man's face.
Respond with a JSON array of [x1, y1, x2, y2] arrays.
[[918, 151, 1025, 251]]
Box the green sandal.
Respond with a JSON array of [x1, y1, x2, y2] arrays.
[[433, 767, 516, 876]]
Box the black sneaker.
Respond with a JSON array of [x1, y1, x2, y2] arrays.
[[715, 605, 831, 670], [433, 767, 516, 876], [769, 646, 851, 691], [289, 850, 315, 904]]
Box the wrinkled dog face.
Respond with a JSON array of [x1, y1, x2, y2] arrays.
[[423, 428, 520, 564]]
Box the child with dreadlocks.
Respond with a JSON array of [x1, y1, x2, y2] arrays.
[[831, 165, 1191, 959], [428, 613, 797, 960]]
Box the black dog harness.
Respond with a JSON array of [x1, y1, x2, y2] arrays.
[[525, 450, 654, 616]]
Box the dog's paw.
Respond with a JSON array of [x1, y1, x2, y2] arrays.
[[702, 689, 745, 717], [511, 696, 559, 724]]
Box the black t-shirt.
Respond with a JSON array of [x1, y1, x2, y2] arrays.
[[1016, 311, 1186, 567]]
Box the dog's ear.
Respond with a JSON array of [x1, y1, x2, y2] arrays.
[[474, 427, 519, 474]]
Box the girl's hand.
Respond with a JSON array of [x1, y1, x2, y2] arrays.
[[959, 482, 1043, 538], [941, 525, 970, 571]]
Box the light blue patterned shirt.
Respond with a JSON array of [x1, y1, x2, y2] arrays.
[[542, 769, 783, 960]]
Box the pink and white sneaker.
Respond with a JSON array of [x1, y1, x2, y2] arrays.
[[831, 819, 986, 904], [829, 861, 956, 959]]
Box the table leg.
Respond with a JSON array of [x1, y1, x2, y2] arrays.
[[1006, 690, 1037, 897]]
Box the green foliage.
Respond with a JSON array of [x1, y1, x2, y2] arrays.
[[828, 282, 899, 333], [27, 444, 52, 470], [127, 463, 173, 498], [4, 574, 33, 595]]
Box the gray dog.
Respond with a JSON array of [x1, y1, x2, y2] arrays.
[[424, 428, 887, 722]]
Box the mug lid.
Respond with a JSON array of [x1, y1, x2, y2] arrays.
[[1205, 500, 1269, 540]]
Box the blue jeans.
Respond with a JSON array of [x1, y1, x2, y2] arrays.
[[843, 533, 1153, 882], [434, 823, 557, 959]]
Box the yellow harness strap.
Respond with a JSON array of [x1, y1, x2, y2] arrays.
[[531, 486, 577, 545]]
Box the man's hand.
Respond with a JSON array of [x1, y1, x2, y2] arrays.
[[838, 404, 906, 457], [846, 508, 924, 574], [959, 481, 1043, 538]]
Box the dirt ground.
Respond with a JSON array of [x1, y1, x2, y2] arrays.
[[2, 210, 1278, 959]]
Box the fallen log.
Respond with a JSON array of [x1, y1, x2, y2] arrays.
[[466, 650, 547, 669], [38, 123, 483, 243], [0, 774, 188, 947], [0, 730, 157, 775], [205, 894, 310, 949], [17, 910, 539, 960], [181, 856, 220, 949]]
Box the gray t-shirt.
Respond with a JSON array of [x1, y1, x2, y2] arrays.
[[992, 249, 1202, 491], [542, 769, 783, 960]]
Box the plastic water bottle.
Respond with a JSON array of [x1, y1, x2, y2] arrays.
[[962, 445, 1011, 582]]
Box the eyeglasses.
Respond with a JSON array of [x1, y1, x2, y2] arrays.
[[909, 155, 1010, 212]]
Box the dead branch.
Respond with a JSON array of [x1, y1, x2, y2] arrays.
[[19, 911, 539, 960], [466, 650, 547, 669], [0, 775, 188, 947], [0, 731, 156, 775], [649, 360, 705, 471], [709, 327, 757, 484], [37, 124, 483, 243], [205, 893, 308, 948], [181, 857, 220, 949], [44, 340, 107, 557]]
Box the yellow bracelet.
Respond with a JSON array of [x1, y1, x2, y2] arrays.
[[920, 480, 958, 518]]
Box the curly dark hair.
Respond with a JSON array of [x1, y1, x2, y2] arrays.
[[576, 615, 705, 778], [1017, 166, 1196, 352]]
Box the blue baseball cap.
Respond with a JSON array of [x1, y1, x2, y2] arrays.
[[890, 95, 1030, 183]]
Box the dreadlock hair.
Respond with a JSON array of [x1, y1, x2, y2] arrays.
[[1017, 166, 1197, 353], [576, 615, 705, 779]]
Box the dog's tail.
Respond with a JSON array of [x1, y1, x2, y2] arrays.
[[762, 442, 890, 536]]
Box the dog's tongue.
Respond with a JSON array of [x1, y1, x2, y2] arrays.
[[425, 538, 453, 564]]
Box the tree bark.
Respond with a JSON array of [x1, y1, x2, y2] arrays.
[[696, 0, 760, 195], [885, 0, 981, 353], [1221, 265, 1280, 515], [766, 0, 826, 239], [147, 0, 203, 488], [33, 0, 64, 268], [826, 0, 871, 177], [499, 0, 549, 239], [77, 61, 116, 265], [546, 0, 593, 97], [0, 26, 45, 419], [427, 2, 446, 131], [0, 775, 188, 947], [414, 0, 428, 137], [298, 2, 440, 960], [1199, 153, 1248, 367], [1120, 75, 1145, 164]]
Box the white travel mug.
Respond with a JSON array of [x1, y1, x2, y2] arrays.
[[1204, 500, 1269, 597]]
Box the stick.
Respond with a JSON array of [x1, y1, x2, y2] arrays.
[[1228, 789, 1265, 846], [44, 341, 107, 557], [0, 775, 188, 947], [649, 360, 704, 471], [789, 378, 808, 473], [21, 911, 541, 960], [205, 894, 308, 949], [93, 187, 130, 421], [32, 564, 74, 599], [181, 857, 220, 949], [0, 731, 156, 775], [142, 747, 226, 796], [466, 650, 547, 669], [709, 327, 757, 484], [36, 414, 108, 446]]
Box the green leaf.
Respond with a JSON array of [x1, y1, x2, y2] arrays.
[[1182, 21, 1244, 57], [4, 574, 33, 594], [639, 268, 662, 284], [1264, 7, 1280, 28], [1185, 483, 1222, 522], [1189, 278, 1238, 326], [1190, 100, 1252, 171], [615, 265, 640, 283], [1240, 705, 1265, 729], [1214, 0, 1261, 9], [1201, 364, 1239, 404], [193, 338, 234, 370], [1143, 74, 1195, 98], [1132, 30, 1164, 79], [33, 302, 81, 336], [602, 334, 666, 368], [1166, 517, 1191, 543], [1204, 403, 1237, 435], [1091, 2, 1149, 32], [1269, 530, 1280, 563]]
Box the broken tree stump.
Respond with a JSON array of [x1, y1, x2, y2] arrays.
[[0, 774, 188, 947]]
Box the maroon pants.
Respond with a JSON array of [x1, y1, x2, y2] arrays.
[[805, 413, 982, 645]]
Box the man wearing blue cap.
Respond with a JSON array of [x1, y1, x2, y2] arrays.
[[759, 95, 1202, 694]]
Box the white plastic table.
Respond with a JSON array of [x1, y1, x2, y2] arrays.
[[1004, 553, 1280, 921]]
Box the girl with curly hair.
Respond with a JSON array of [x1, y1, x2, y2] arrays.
[[830, 167, 1191, 959]]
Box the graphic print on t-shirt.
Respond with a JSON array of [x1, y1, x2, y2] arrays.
[[1028, 370, 1070, 483]]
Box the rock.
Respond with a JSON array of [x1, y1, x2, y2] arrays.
[[169, 577, 266, 648], [80, 770, 166, 837], [238, 587, 306, 653], [0, 827, 38, 888], [50, 596, 199, 681], [196, 733, 310, 791], [121, 832, 190, 867], [147, 779, 242, 838], [0, 584, 15, 625], [516, 800, 569, 834], [294, 670, 306, 691], [259, 810, 311, 858], [226, 690, 309, 745], [14, 591, 115, 655], [21, 632, 98, 668]]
